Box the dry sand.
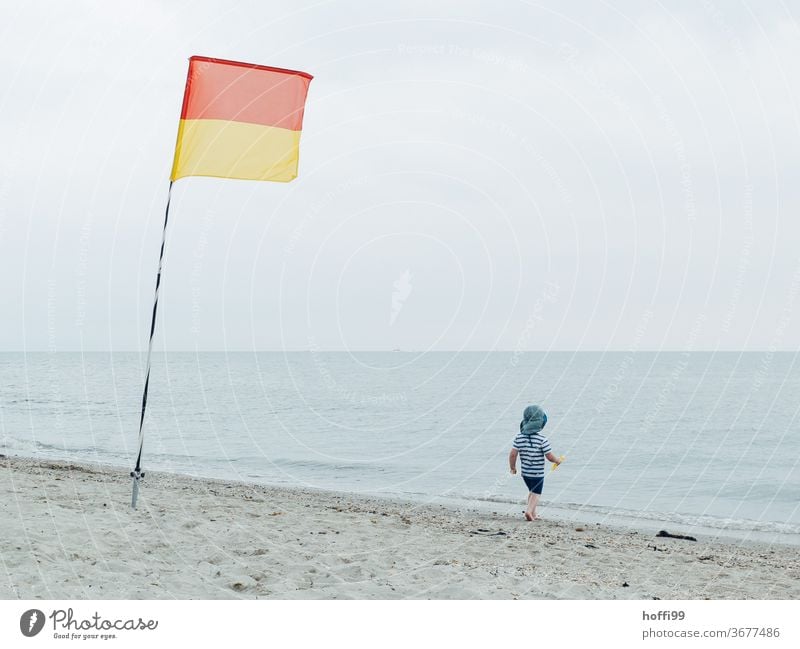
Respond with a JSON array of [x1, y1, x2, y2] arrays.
[[1, 455, 797, 599]]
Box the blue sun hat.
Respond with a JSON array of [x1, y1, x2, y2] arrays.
[[519, 404, 547, 434]]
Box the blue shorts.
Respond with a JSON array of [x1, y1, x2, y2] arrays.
[[522, 475, 544, 494]]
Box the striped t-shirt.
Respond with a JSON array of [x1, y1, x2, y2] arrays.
[[513, 432, 552, 477]]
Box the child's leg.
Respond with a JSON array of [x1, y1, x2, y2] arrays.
[[528, 492, 540, 519], [522, 476, 542, 520], [525, 491, 535, 518]]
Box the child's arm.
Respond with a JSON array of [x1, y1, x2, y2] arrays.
[[545, 452, 562, 466], [509, 448, 518, 474]]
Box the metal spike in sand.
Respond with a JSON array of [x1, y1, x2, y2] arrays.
[[130, 469, 144, 509]]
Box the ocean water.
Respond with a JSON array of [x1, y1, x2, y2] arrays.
[[2, 352, 799, 542]]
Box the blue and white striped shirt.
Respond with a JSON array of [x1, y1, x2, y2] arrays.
[[513, 432, 552, 477]]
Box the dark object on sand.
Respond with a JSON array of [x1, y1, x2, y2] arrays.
[[470, 528, 508, 537], [657, 530, 697, 542], [584, 543, 598, 549], [622, 581, 630, 587]]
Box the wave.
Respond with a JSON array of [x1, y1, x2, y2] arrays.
[[0, 435, 110, 457], [0, 439, 396, 477], [447, 491, 800, 536], [267, 457, 394, 473]]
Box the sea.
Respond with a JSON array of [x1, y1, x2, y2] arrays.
[[2, 351, 799, 545]]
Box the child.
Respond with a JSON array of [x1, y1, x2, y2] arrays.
[[509, 404, 561, 521]]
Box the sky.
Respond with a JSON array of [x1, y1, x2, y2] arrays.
[[1, 0, 799, 352]]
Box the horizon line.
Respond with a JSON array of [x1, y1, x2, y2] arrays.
[[2, 349, 798, 354]]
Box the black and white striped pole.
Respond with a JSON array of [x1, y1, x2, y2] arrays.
[[131, 181, 174, 509]]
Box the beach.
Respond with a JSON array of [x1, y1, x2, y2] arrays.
[[1, 455, 797, 600]]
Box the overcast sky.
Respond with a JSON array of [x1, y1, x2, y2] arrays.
[[1, 0, 799, 352]]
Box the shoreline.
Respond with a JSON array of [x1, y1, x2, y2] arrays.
[[3, 450, 796, 549], [1, 454, 798, 599]]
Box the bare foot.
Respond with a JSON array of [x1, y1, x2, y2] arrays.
[[524, 512, 534, 521]]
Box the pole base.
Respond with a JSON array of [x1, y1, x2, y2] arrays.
[[130, 469, 145, 509]]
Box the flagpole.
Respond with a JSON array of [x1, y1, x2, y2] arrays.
[[131, 181, 174, 508]]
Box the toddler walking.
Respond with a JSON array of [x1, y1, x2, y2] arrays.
[[509, 404, 562, 521]]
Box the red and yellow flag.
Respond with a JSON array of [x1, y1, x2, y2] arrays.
[[170, 56, 313, 183]]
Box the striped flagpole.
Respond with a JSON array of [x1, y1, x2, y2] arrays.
[[131, 181, 174, 509]]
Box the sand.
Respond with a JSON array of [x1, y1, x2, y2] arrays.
[[1, 455, 797, 599]]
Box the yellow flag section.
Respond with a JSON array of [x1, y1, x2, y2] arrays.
[[172, 119, 303, 182], [170, 56, 313, 182]]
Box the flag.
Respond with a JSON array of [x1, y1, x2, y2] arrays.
[[170, 56, 313, 183]]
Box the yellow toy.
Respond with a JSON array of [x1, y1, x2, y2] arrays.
[[551, 455, 566, 472]]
